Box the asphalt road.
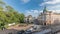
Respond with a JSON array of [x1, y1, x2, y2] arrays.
[[32, 29, 51, 34], [0, 29, 18, 34]]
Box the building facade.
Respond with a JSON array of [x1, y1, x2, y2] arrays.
[[24, 15, 34, 23], [38, 7, 60, 25]]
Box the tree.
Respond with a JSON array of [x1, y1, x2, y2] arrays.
[[19, 13, 25, 23], [0, 0, 25, 30], [6, 5, 15, 12], [0, 0, 6, 6], [0, 6, 3, 11], [0, 0, 6, 11]]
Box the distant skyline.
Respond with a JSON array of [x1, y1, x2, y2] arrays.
[[2, 0, 60, 17]]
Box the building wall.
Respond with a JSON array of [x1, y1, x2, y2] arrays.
[[38, 11, 60, 25], [24, 16, 34, 23], [46, 12, 51, 25], [51, 14, 60, 24]]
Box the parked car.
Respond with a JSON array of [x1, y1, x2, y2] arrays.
[[24, 30, 32, 34], [17, 30, 25, 34]]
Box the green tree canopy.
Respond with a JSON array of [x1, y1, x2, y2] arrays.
[[0, 0, 25, 30]]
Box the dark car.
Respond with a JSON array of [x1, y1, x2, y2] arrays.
[[24, 30, 32, 34], [17, 30, 25, 34]]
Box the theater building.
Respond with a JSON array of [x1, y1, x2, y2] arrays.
[[38, 7, 60, 25]]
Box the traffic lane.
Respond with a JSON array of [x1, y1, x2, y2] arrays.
[[32, 29, 51, 34]]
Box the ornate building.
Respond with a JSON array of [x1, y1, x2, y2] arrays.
[[24, 15, 34, 23], [38, 7, 60, 25]]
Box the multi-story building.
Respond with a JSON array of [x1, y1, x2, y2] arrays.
[[38, 7, 60, 25], [24, 15, 34, 23]]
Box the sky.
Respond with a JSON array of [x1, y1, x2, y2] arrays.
[[2, 0, 60, 17]]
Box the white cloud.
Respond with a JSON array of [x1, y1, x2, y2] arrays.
[[39, 0, 60, 13], [39, 10, 43, 13], [48, 10, 60, 13], [21, 0, 30, 4], [47, 5, 60, 13], [45, 0, 60, 4], [47, 5, 60, 9], [34, 10, 38, 13], [54, 10, 60, 13], [40, 0, 60, 6], [31, 10, 39, 14], [25, 10, 42, 17]]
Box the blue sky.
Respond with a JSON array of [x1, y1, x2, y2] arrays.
[[2, 0, 60, 17]]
